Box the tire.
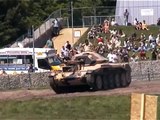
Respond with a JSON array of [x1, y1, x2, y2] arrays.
[[103, 75, 109, 90], [94, 75, 103, 90], [114, 73, 121, 88], [120, 72, 127, 87]]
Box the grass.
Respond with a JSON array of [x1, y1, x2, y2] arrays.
[[0, 96, 130, 120], [0, 95, 159, 120]]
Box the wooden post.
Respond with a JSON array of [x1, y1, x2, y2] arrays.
[[130, 93, 158, 120]]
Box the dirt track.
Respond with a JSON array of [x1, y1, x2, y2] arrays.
[[0, 80, 160, 101]]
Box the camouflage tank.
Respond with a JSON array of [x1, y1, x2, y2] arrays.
[[49, 52, 131, 94]]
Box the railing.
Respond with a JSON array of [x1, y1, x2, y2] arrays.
[[82, 15, 120, 27], [10, 9, 69, 48]]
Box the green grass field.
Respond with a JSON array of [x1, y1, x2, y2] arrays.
[[0, 95, 159, 120]]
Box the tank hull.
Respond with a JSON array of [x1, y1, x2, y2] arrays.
[[49, 62, 131, 94]]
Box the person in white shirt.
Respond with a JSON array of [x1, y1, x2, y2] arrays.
[[133, 18, 138, 26], [111, 18, 117, 26], [52, 18, 59, 36], [61, 46, 69, 57], [148, 33, 155, 43], [83, 40, 93, 52], [107, 51, 118, 63]]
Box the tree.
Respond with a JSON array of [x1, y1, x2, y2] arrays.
[[0, 0, 116, 47]]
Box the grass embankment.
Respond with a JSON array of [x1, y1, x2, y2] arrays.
[[78, 26, 160, 59], [0, 95, 159, 120]]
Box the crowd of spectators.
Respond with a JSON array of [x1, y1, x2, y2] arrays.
[[55, 15, 160, 63]]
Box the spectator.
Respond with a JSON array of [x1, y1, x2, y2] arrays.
[[60, 46, 70, 61], [140, 33, 146, 40], [121, 49, 129, 62], [65, 41, 71, 51], [44, 38, 53, 48], [157, 18, 160, 26], [156, 34, 160, 46], [135, 21, 140, 30], [139, 49, 147, 60], [138, 22, 143, 30], [28, 64, 34, 73], [103, 20, 110, 33], [130, 53, 139, 62], [124, 9, 129, 26], [133, 18, 138, 26], [117, 29, 125, 38], [151, 48, 158, 60], [52, 18, 60, 36], [111, 18, 118, 26], [107, 50, 118, 63], [142, 20, 149, 30], [83, 39, 93, 52], [97, 36, 104, 45], [148, 33, 155, 43]]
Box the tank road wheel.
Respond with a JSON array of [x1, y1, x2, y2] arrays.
[[114, 73, 121, 88], [94, 75, 103, 90], [108, 74, 115, 89], [102, 75, 109, 90], [120, 72, 127, 87], [49, 77, 63, 94]]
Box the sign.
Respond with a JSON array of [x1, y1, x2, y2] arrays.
[[74, 30, 81, 38], [141, 9, 153, 16]]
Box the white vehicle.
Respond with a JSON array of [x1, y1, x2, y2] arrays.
[[0, 48, 61, 74]]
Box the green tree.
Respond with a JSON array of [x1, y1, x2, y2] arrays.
[[0, 0, 116, 47]]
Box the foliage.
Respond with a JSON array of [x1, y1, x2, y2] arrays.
[[0, 0, 116, 47]]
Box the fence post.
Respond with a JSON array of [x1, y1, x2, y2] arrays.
[[151, 61, 154, 80], [28, 73, 32, 89], [67, 17, 69, 28], [139, 61, 143, 80], [147, 68, 150, 81], [82, 16, 84, 28], [8, 75, 10, 90]]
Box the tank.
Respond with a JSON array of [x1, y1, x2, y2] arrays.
[[49, 52, 131, 94]]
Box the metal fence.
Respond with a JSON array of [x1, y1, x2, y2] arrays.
[[10, 9, 69, 48], [9, 4, 160, 47], [82, 15, 119, 27]]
